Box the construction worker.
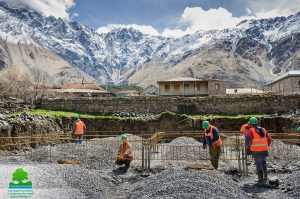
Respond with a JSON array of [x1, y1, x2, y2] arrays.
[[115, 134, 134, 171], [72, 115, 86, 144], [240, 121, 251, 134], [246, 117, 272, 185], [202, 121, 222, 169]]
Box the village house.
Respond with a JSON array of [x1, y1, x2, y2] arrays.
[[142, 85, 159, 96], [157, 77, 226, 96], [265, 70, 300, 94], [52, 83, 115, 97]]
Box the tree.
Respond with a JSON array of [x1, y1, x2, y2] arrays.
[[0, 66, 49, 102], [30, 67, 49, 101]]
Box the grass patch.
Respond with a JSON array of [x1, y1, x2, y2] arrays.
[[190, 114, 264, 120], [9, 109, 119, 119]]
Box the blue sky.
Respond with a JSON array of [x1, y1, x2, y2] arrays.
[[2, 0, 300, 37]]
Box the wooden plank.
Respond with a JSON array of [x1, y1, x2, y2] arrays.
[[150, 132, 165, 148]]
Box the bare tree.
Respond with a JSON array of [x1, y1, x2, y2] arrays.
[[30, 67, 49, 101], [0, 66, 49, 103]]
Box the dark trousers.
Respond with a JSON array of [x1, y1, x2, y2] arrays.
[[74, 134, 83, 144], [209, 145, 221, 169], [252, 154, 267, 170], [115, 155, 133, 168]]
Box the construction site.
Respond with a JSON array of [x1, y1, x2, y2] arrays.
[[0, 106, 300, 198]]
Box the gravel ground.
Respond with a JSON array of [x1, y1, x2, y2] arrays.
[[1, 135, 300, 199]]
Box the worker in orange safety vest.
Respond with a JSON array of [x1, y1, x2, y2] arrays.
[[72, 115, 86, 144], [202, 121, 222, 169], [246, 117, 272, 185], [240, 121, 252, 134], [115, 134, 134, 171]]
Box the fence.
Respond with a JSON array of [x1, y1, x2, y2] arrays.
[[0, 131, 299, 176]]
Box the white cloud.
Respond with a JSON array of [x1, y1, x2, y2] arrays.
[[163, 7, 242, 37], [96, 24, 160, 36], [245, 8, 252, 15], [1, 0, 76, 20], [161, 4, 297, 38], [248, 0, 298, 17]]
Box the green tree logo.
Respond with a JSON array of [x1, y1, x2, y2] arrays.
[[9, 168, 32, 188]]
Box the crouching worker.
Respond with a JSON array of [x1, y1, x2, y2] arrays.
[[246, 117, 272, 185], [115, 134, 134, 171]]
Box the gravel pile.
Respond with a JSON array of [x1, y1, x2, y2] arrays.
[[129, 167, 250, 199], [281, 170, 300, 197], [30, 134, 144, 170]]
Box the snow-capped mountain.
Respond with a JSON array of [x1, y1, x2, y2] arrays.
[[0, 2, 299, 88]]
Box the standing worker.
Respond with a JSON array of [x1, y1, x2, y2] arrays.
[[246, 117, 272, 185], [72, 115, 86, 144], [202, 121, 222, 169], [116, 134, 134, 171]]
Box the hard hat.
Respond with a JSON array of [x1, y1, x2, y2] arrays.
[[74, 115, 79, 119], [202, 121, 209, 129], [297, 127, 300, 132], [249, 117, 258, 124], [121, 134, 127, 140]]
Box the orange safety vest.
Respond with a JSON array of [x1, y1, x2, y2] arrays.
[[240, 124, 249, 134], [249, 127, 269, 152], [74, 120, 84, 135], [204, 125, 222, 147], [120, 141, 134, 158]]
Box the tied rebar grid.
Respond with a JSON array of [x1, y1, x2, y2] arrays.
[[0, 132, 300, 175]]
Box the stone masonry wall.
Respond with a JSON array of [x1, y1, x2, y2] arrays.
[[267, 76, 300, 94], [38, 94, 300, 115]]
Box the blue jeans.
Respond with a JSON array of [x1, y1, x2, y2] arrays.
[[74, 134, 83, 144]]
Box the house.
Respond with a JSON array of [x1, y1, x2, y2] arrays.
[[52, 83, 115, 97], [226, 88, 264, 95], [157, 77, 226, 96], [116, 90, 140, 98], [265, 70, 300, 94], [142, 85, 159, 96]]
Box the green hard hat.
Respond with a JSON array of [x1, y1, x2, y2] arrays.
[[74, 115, 79, 119], [249, 117, 258, 124], [297, 127, 300, 132], [202, 121, 209, 129], [121, 134, 127, 140]]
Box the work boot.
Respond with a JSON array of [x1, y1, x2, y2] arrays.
[[263, 167, 268, 183], [125, 160, 131, 171], [257, 170, 263, 185]]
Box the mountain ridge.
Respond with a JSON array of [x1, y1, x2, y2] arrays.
[[0, 2, 299, 88]]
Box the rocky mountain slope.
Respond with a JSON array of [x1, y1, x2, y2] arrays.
[[0, 2, 299, 88]]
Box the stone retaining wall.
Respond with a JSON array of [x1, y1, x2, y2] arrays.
[[38, 94, 300, 115]]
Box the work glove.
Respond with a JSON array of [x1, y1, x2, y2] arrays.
[[206, 140, 211, 145]]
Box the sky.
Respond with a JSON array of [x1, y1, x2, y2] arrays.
[[1, 0, 300, 37]]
